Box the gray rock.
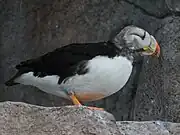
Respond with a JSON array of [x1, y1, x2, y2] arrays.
[[0, 101, 120, 135], [133, 17, 180, 122], [122, 0, 170, 18], [166, 0, 180, 12], [117, 121, 180, 135], [0, 102, 180, 135]]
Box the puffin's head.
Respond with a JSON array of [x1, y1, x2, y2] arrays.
[[112, 26, 160, 57]]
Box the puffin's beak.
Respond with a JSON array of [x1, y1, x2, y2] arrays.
[[152, 42, 160, 57]]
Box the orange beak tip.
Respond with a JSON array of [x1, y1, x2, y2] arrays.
[[153, 43, 160, 57]]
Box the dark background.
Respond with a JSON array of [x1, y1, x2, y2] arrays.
[[1, 0, 180, 122]]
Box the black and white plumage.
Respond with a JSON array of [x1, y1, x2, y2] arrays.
[[5, 26, 160, 105]]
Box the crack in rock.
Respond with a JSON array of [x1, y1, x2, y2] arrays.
[[120, 0, 180, 19]]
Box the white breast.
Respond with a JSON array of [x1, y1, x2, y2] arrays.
[[60, 55, 133, 98]]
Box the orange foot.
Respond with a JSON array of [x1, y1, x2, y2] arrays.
[[67, 90, 104, 111]]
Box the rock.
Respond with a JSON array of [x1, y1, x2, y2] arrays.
[[0, 102, 180, 135], [0, 101, 120, 135], [165, 0, 180, 12], [118, 121, 180, 135], [122, 0, 170, 18], [133, 17, 180, 122]]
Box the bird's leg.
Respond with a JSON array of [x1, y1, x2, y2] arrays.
[[67, 90, 104, 111], [67, 91, 82, 106]]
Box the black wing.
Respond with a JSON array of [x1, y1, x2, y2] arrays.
[[6, 41, 118, 85]]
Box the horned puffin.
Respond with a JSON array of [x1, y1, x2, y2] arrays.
[[5, 26, 160, 110]]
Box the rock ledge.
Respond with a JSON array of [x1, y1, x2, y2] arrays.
[[0, 102, 179, 135]]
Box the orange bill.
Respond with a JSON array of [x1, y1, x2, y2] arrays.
[[153, 42, 160, 57]]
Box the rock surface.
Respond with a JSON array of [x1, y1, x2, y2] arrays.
[[0, 102, 180, 135], [133, 17, 180, 122], [117, 121, 180, 135], [1, 0, 180, 122], [0, 102, 120, 135]]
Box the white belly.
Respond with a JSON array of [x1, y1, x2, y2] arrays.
[[60, 55, 133, 99]]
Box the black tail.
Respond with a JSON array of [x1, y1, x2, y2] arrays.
[[5, 67, 31, 86], [5, 72, 21, 86], [6, 57, 42, 86], [5, 77, 20, 86]]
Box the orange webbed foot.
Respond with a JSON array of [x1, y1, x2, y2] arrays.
[[67, 90, 104, 111]]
